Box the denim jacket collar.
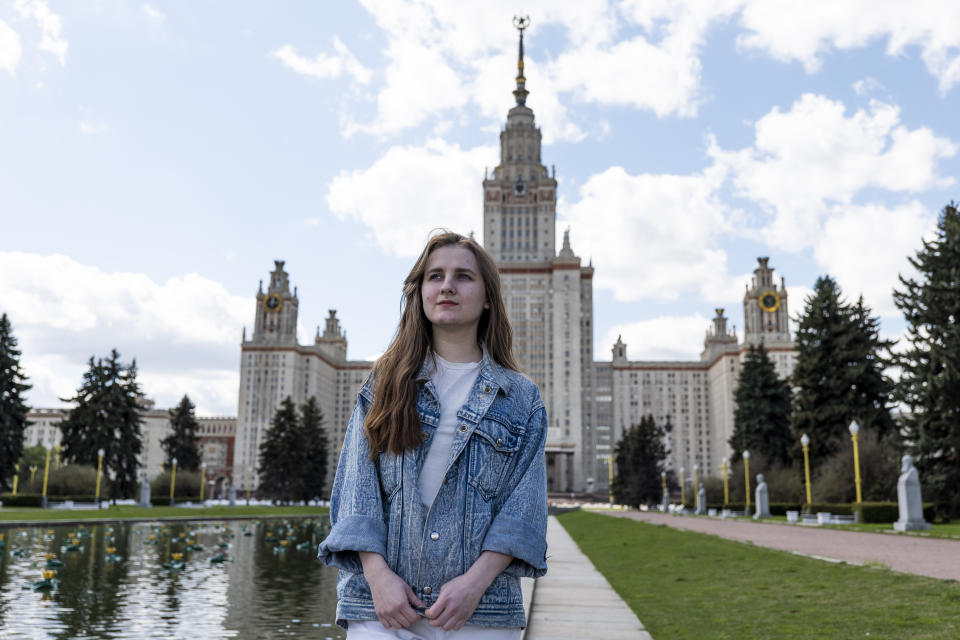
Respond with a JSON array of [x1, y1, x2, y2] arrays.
[[415, 343, 513, 395]]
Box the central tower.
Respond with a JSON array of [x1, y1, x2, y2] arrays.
[[481, 18, 594, 494], [482, 16, 557, 263]]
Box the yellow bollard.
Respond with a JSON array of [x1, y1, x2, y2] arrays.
[[743, 450, 751, 514]]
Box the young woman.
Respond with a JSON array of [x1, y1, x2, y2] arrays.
[[318, 231, 548, 638]]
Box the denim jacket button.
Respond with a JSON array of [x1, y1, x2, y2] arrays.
[[459, 424, 467, 432], [430, 531, 439, 541], [423, 586, 432, 595], [497, 438, 504, 447], [484, 386, 491, 393]]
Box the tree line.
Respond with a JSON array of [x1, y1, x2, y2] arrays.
[[614, 202, 960, 520], [0, 324, 328, 502]]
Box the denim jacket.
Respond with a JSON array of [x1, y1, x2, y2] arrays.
[[317, 350, 548, 629]]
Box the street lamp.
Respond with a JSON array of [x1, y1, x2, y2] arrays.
[[95, 448, 105, 508], [245, 465, 252, 505], [661, 471, 667, 499], [29, 465, 37, 485], [743, 450, 751, 515], [41, 445, 52, 509], [170, 457, 178, 506], [693, 464, 699, 498], [607, 455, 614, 505], [54, 445, 61, 470], [200, 462, 207, 503], [12, 463, 19, 496], [720, 457, 729, 506], [680, 466, 686, 506], [849, 421, 862, 504], [800, 434, 812, 508]]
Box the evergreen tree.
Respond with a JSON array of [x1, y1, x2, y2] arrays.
[[728, 343, 793, 466], [791, 276, 895, 468], [611, 415, 668, 506], [893, 202, 960, 519], [298, 396, 328, 502], [60, 350, 145, 500], [258, 396, 300, 503], [0, 313, 31, 492], [162, 395, 202, 472]]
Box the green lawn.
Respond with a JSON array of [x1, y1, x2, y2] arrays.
[[0, 504, 328, 524], [558, 510, 960, 640]]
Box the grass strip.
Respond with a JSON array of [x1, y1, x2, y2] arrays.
[[558, 510, 960, 640], [0, 504, 328, 525]]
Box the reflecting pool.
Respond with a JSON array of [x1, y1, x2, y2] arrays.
[[0, 517, 344, 639]]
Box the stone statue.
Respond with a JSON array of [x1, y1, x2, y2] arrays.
[[753, 473, 772, 519], [138, 478, 152, 508], [228, 483, 237, 507], [894, 455, 931, 531], [696, 483, 707, 515]]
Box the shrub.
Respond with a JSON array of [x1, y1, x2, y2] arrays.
[[46, 464, 109, 496], [0, 493, 43, 507], [150, 494, 202, 506], [851, 501, 936, 523], [150, 470, 202, 498], [812, 430, 900, 503]]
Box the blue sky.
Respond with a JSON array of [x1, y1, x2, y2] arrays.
[[2, 1, 958, 416]]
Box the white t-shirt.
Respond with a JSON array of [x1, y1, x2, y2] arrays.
[[418, 352, 482, 509]]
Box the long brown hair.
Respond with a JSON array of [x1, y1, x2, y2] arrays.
[[364, 231, 518, 457]]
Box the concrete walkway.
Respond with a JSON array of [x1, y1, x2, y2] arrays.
[[603, 510, 960, 581], [524, 515, 652, 640]]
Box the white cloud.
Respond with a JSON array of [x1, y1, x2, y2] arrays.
[[79, 120, 107, 135], [0, 252, 250, 415], [343, 0, 726, 139], [142, 4, 165, 21], [736, 0, 960, 92], [325, 138, 497, 257], [813, 201, 938, 317], [559, 164, 733, 302], [852, 76, 884, 96], [14, 0, 67, 66], [0, 19, 21, 75], [600, 313, 712, 361], [710, 94, 956, 251], [271, 38, 372, 85]]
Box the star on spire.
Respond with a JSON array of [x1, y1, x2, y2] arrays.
[[512, 15, 530, 106]]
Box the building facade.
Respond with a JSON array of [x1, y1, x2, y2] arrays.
[[24, 405, 236, 488], [234, 261, 370, 495], [603, 258, 797, 494]]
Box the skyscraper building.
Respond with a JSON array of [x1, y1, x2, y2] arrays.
[[233, 22, 796, 496]]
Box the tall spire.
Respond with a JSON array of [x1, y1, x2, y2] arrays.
[[512, 15, 530, 106]]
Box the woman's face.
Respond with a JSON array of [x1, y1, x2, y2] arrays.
[[421, 245, 489, 333]]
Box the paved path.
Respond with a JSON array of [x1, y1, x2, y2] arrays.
[[524, 515, 652, 640], [602, 510, 960, 581]]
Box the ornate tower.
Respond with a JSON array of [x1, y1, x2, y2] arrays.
[[482, 16, 557, 264], [252, 260, 299, 344], [743, 257, 790, 347]]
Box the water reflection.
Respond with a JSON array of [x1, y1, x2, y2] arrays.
[[0, 518, 344, 639]]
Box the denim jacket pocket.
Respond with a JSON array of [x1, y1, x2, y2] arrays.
[[467, 417, 522, 500], [377, 453, 402, 501]]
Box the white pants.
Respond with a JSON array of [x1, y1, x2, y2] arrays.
[[346, 619, 522, 640]]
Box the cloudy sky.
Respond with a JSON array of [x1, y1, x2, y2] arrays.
[[2, 1, 958, 416]]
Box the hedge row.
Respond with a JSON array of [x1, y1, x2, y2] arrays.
[[851, 501, 935, 524], [0, 494, 103, 507], [680, 500, 936, 524], [149, 495, 203, 506]]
